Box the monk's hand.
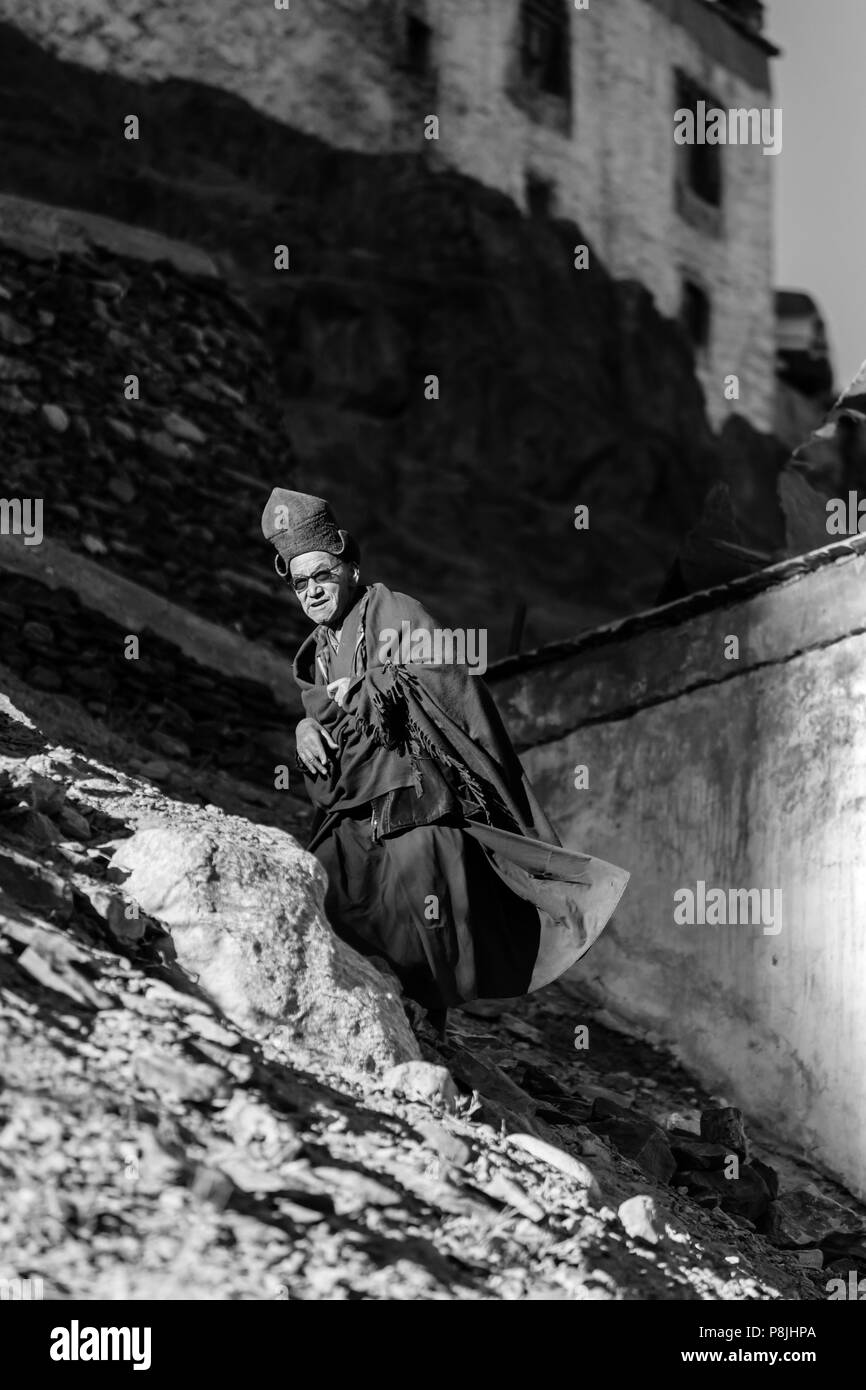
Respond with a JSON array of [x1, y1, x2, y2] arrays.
[[326, 676, 353, 709], [295, 718, 338, 776]]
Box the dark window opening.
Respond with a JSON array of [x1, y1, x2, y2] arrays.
[[526, 172, 555, 218], [676, 72, 723, 208], [681, 280, 712, 355], [405, 15, 433, 75], [519, 0, 571, 99]]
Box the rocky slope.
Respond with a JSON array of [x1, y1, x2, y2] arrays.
[[2, 672, 864, 1301], [0, 14, 862, 1304]]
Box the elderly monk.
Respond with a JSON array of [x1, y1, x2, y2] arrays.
[[262, 489, 628, 1028]]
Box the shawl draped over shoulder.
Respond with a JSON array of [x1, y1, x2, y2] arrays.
[[292, 583, 629, 994]]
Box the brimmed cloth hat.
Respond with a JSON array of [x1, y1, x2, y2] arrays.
[[261, 489, 355, 571]]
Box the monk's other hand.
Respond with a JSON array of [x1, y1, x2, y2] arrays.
[[326, 676, 352, 709], [295, 717, 338, 776]]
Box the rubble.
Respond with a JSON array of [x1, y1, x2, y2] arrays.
[[0, 593, 863, 1299], [771, 1186, 864, 1248], [586, 1116, 677, 1185], [677, 1167, 772, 1225]]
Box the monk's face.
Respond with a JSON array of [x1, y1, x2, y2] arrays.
[[289, 550, 358, 627]]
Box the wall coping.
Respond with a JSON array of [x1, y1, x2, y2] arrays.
[[0, 193, 219, 278], [0, 532, 301, 715], [488, 533, 866, 748]]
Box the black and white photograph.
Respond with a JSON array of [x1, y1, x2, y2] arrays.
[[0, 0, 862, 1351]]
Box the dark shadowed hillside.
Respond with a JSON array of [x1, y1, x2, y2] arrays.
[[0, 22, 788, 656]]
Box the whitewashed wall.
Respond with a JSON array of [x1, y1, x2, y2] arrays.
[[491, 542, 866, 1199]]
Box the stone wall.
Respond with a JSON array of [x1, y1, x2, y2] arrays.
[[488, 537, 866, 1199], [0, 0, 776, 431]]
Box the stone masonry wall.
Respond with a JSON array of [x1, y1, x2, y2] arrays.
[[0, 0, 776, 431]]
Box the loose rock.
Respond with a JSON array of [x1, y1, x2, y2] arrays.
[[700, 1106, 749, 1160], [618, 1194, 666, 1245], [413, 1121, 471, 1168], [382, 1061, 458, 1109], [587, 1116, 676, 1185], [163, 410, 206, 444], [771, 1186, 863, 1247], [0, 311, 34, 346], [40, 403, 70, 432], [482, 1172, 545, 1222], [507, 1133, 603, 1203], [678, 1166, 771, 1224], [132, 1050, 230, 1104]]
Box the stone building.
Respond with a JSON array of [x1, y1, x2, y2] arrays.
[[2, 0, 780, 433]]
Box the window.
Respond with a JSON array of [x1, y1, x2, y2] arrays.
[[405, 15, 433, 76], [675, 72, 722, 208], [526, 171, 555, 218], [519, 0, 571, 100], [681, 280, 712, 357], [507, 0, 573, 134]]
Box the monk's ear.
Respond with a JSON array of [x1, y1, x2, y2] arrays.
[[352, 566, 360, 583]]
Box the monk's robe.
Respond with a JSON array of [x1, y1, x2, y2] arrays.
[[293, 583, 628, 1009]]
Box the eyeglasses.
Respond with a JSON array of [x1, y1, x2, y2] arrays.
[[282, 562, 344, 595]]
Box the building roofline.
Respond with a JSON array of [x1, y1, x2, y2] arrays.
[[699, 1, 781, 58], [641, 0, 778, 92], [775, 289, 823, 316]]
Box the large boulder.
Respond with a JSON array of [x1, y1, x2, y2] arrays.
[[109, 812, 420, 1075]]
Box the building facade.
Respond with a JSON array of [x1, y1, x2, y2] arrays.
[[5, 0, 778, 429]]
